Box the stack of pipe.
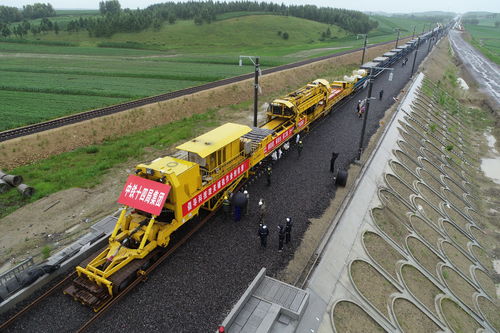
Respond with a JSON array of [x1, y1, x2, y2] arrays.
[[0, 170, 34, 197]]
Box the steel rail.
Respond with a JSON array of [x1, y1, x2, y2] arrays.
[[0, 210, 215, 332], [0, 40, 399, 142], [76, 209, 216, 333], [0, 272, 76, 331]]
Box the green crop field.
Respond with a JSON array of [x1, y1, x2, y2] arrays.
[[0, 90, 123, 131], [465, 22, 500, 64], [0, 12, 443, 131]]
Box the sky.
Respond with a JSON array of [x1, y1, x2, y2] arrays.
[[2, 0, 499, 14]]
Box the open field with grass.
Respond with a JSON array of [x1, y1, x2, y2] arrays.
[[369, 15, 439, 38], [464, 23, 500, 64], [0, 110, 219, 218], [0, 13, 442, 131]]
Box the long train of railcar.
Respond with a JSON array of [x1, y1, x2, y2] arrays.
[[64, 25, 444, 310]]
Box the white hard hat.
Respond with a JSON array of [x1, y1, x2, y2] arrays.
[[258, 199, 263, 205], [244, 190, 248, 194], [286, 217, 291, 222]]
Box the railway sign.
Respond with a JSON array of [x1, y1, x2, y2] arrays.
[[118, 175, 171, 216]]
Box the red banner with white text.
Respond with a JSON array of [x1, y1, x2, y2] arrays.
[[118, 175, 171, 216], [182, 159, 250, 216]]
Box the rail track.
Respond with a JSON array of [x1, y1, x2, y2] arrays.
[[0, 40, 397, 142], [0, 209, 216, 333]]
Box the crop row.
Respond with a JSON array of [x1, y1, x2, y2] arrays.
[[0, 90, 124, 131]]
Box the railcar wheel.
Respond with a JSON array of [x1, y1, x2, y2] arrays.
[[335, 169, 348, 187]]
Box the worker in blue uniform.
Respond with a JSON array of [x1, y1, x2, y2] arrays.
[[278, 225, 285, 252], [266, 166, 272, 186], [258, 223, 269, 248]]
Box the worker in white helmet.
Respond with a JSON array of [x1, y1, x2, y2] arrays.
[[285, 217, 293, 244], [243, 190, 249, 215], [258, 198, 265, 224], [222, 195, 231, 221]]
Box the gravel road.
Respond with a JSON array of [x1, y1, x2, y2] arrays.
[[1, 37, 434, 333], [449, 30, 500, 109]]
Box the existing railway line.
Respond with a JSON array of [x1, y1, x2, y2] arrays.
[[0, 39, 399, 143], [0, 34, 439, 332], [0, 209, 216, 332]]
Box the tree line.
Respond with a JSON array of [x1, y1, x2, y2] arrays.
[[0, 18, 60, 38], [76, 1, 379, 37], [0, 3, 55, 23], [1, 1, 379, 39]]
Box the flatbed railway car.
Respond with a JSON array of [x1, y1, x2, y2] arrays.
[[64, 69, 368, 310], [63, 24, 447, 307]]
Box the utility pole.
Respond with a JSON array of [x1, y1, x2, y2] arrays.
[[410, 37, 420, 77], [360, 34, 367, 65], [356, 66, 393, 161], [253, 57, 260, 127], [395, 29, 401, 48], [422, 23, 427, 34], [358, 75, 373, 160], [427, 36, 433, 53], [412, 25, 416, 39], [239, 56, 260, 127]]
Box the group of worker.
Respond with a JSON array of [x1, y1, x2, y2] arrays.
[[258, 214, 293, 252], [221, 136, 340, 252], [257, 198, 292, 251], [222, 190, 250, 222]]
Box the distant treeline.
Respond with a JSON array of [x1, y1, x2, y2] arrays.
[[1, 1, 379, 39], [78, 1, 379, 37], [0, 3, 55, 23]]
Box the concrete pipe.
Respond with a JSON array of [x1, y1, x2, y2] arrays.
[[2, 174, 23, 186], [0, 179, 11, 193], [17, 184, 35, 197]]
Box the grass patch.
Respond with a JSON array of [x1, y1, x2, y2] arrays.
[[0, 110, 219, 218], [41, 245, 52, 259]]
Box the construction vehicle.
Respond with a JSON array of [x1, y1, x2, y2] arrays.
[[65, 66, 370, 311]]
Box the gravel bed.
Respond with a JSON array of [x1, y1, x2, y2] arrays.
[[2, 43, 431, 332]]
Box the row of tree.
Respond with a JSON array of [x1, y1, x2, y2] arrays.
[[0, 3, 55, 23], [1, 1, 379, 39], [0, 18, 60, 38], [74, 1, 378, 37]]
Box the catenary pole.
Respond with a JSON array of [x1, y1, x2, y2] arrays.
[[357, 74, 373, 160], [361, 34, 367, 65], [253, 57, 260, 127], [410, 37, 420, 77]]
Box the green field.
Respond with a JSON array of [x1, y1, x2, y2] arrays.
[[464, 21, 500, 64], [369, 15, 439, 39], [0, 90, 123, 130], [0, 13, 442, 131]]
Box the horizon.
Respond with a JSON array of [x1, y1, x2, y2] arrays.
[[1, 0, 499, 15]]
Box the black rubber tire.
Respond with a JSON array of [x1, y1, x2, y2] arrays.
[[336, 169, 348, 187]]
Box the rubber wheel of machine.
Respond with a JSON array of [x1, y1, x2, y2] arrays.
[[335, 169, 348, 187]]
